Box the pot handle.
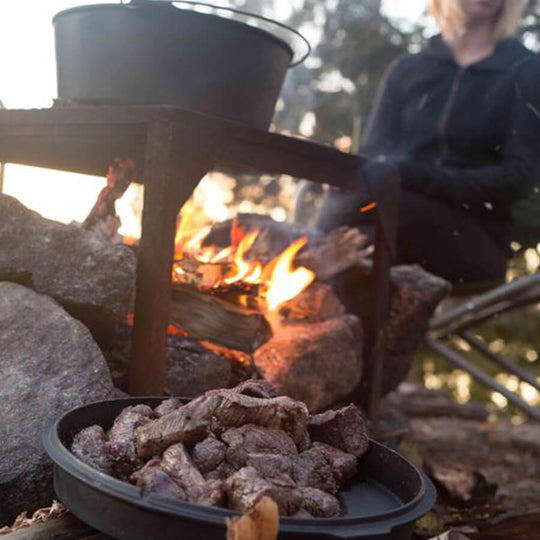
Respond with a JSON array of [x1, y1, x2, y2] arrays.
[[124, 0, 311, 66]]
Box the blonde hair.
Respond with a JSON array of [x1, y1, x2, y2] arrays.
[[430, 0, 528, 41]]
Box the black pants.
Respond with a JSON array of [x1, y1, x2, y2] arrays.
[[317, 190, 510, 286]]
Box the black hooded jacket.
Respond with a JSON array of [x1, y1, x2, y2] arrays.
[[361, 35, 540, 222]]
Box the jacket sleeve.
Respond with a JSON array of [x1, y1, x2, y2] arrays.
[[361, 57, 407, 159], [399, 57, 540, 206]]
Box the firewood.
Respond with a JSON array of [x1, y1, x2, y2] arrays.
[[170, 283, 271, 353], [204, 214, 370, 278], [173, 257, 258, 299], [386, 388, 489, 421], [296, 226, 371, 280], [83, 157, 135, 240], [471, 509, 540, 540], [226, 497, 279, 540]]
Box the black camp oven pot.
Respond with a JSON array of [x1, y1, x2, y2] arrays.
[[53, 1, 310, 130], [43, 397, 436, 540]]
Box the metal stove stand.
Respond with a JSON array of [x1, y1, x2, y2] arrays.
[[0, 106, 399, 426]]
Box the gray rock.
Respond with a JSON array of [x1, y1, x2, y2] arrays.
[[382, 265, 450, 394], [166, 336, 232, 397], [254, 315, 363, 412], [0, 194, 136, 345], [0, 283, 115, 524]]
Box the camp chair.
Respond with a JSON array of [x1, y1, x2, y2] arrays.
[[427, 191, 540, 422]]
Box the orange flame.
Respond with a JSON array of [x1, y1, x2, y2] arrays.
[[224, 230, 260, 285], [173, 204, 316, 311], [265, 237, 315, 311]]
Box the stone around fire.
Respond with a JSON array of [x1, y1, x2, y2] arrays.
[[166, 336, 232, 397], [0, 194, 136, 346], [0, 282, 115, 525], [254, 314, 363, 412]]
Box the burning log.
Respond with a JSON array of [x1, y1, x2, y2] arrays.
[[170, 283, 272, 353], [83, 157, 135, 241], [295, 226, 371, 281], [204, 214, 370, 279]]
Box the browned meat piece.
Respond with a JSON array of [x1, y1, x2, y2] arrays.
[[71, 425, 113, 475], [291, 508, 314, 519], [135, 394, 223, 459], [191, 434, 226, 473], [161, 442, 204, 489], [130, 458, 186, 500], [246, 453, 293, 479], [292, 446, 337, 494], [106, 405, 153, 478], [232, 379, 277, 399], [222, 425, 297, 469], [129, 404, 155, 417], [300, 487, 341, 517], [226, 466, 302, 516], [162, 443, 225, 506], [204, 461, 237, 482], [308, 404, 369, 458], [154, 397, 181, 418], [313, 442, 358, 485], [214, 394, 310, 450]]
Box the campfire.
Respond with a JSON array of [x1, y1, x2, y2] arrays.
[[172, 204, 316, 315]]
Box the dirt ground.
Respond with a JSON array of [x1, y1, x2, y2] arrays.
[[403, 417, 540, 539]]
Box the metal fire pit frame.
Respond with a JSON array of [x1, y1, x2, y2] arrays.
[[0, 106, 399, 427]]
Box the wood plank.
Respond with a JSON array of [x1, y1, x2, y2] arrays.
[[0, 514, 108, 540], [170, 283, 271, 353]]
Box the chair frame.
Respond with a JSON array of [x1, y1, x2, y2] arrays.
[[428, 273, 540, 421]]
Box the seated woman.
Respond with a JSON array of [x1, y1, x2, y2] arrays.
[[318, 0, 540, 286]]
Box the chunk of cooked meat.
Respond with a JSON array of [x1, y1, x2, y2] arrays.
[[106, 405, 153, 478], [191, 435, 226, 474], [154, 397, 181, 418], [312, 442, 358, 485], [226, 466, 302, 516], [129, 404, 155, 418], [162, 443, 225, 506], [71, 425, 113, 475], [292, 446, 337, 494], [299, 487, 341, 518], [214, 394, 310, 450], [245, 453, 293, 479], [130, 458, 186, 500], [135, 394, 222, 459], [290, 508, 314, 519], [308, 404, 369, 458], [222, 425, 297, 469], [204, 461, 237, 482]]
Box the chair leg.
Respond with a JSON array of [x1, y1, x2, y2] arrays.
[[426, 337, 540, 422], [459, 330, 540, 393]]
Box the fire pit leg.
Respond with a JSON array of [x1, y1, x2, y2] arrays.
[[128, 122, 215, 396], [366, 221, 392, 432]]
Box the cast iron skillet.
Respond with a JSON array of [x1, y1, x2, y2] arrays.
[[43, 397, 436, 540]]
